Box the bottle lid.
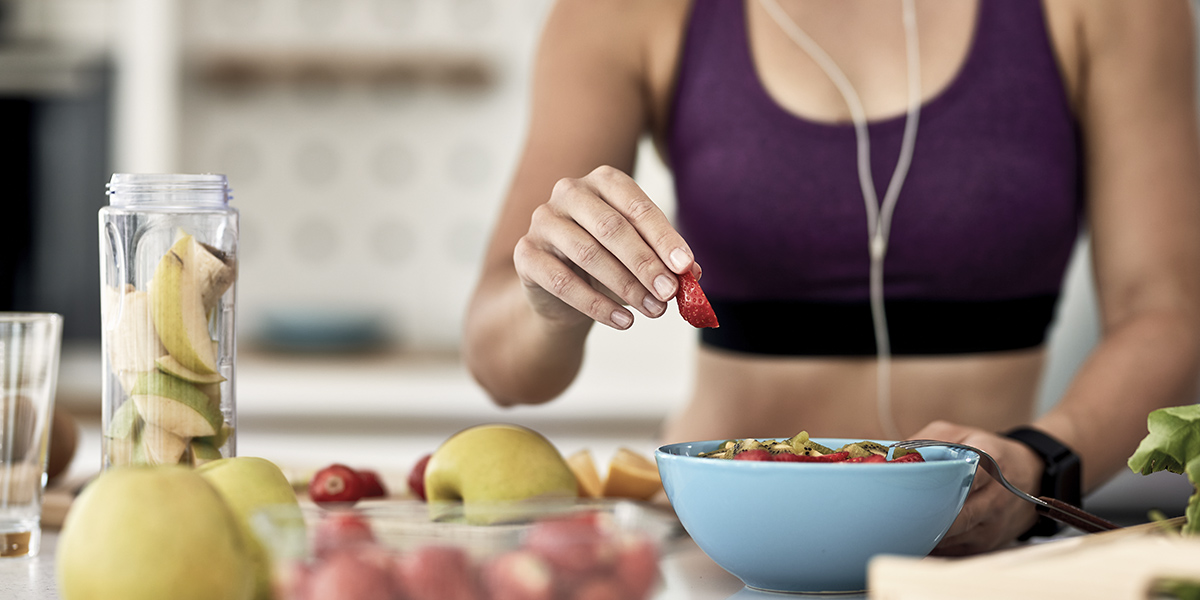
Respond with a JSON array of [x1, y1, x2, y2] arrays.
[[106, 173, 233, 207]]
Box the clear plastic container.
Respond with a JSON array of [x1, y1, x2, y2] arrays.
[[254, 500, 673, 600], [98, 174, 238, 469]]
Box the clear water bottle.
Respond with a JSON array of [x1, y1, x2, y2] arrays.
[[98, 174, 238, 469]]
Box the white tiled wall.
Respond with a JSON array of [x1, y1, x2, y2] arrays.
[[176, 0, 558, 351]]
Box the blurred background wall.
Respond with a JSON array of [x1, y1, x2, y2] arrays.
[[2, 0, 693, 429], [2, 0, 1196, 426]]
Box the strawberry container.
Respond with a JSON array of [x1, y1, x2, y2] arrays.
[[252, 499, 676, 600]]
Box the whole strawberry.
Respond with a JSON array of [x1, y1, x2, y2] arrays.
[[313, 510, 376, 558], [675, 272, 719, 328], [309, 463, 366, 507], [407, 453, 432, 501], [357, 469, 388, 498]]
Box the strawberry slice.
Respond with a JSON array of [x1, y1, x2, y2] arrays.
[[846, 454, 887, 463], [773, 451, 850, 463], [675, 272, 719, 329], [890, 452, 926, 463], [732, 449, 772, 461]]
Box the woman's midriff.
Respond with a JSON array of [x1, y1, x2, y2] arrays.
[[659, 346, 1047, 443]]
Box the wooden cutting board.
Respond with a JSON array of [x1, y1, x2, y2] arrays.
[[868, 520, 1199, 599]]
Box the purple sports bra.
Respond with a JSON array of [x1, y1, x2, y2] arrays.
[[668, 0, 1082, 356]]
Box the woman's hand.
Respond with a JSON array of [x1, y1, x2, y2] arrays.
[[513, 165, 698, 331], [911, 420, 1044, 556]]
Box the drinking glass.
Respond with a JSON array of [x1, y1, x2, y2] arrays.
[[0, 312, 63, 558]]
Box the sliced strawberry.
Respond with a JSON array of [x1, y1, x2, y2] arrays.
[[732, 449, 772, 461], [846, 454, 887, 463], [774, 451, 850, 463], [675, 272, 719, 329], [890, 452, 926, 463]]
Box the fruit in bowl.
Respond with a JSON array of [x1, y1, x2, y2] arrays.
[[655, 436, 980, 594]]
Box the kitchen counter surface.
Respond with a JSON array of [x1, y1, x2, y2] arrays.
[[21, 358, 1194, 599]]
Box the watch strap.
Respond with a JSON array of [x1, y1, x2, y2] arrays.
[[1002, 426, 1082, 540]]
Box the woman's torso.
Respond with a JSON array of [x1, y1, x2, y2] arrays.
[[631, 0, 1087, 443]]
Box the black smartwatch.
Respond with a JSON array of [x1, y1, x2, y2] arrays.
[[1002, 426, 1082, 540]]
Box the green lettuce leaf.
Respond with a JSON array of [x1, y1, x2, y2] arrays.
[[1186, 456, 1200, 536], [1129, 405, 1200, 476], [1129, 404, 1200, 535]]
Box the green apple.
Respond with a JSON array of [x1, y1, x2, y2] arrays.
[[105, 399, 141, 439], [193, 239, 237, 312], [156, 354, 226, 384], [149, 234, 220, 375], [105, 401, 144, 467], [131, 371, 223, 438], [102, 285, 167, 373], [57, 465, 255, 600], [197, 422, 234, 450], [424, 423, 578, 522], [196, 380, 222, 406], [189, 439, 223, 466], [198, 456, 304, 600], [139, 423, 189, 465]]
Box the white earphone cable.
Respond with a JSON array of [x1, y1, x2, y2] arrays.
[[758, 0, 921, 440]]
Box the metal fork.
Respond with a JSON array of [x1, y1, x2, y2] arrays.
[[890, 439, 1121, 534]]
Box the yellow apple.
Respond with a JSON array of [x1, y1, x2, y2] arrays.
[[57, 465, 254, 600], [197, 456, 304, 600], [424, 423, 578, 522]]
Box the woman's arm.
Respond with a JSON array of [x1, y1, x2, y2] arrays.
[[463, 0, 694, 405], [1035, 0, 1200, 492], [922, 0, 1200, 555]]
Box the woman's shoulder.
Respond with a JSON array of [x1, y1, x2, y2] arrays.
[[538, 0, 692, 74], [545, 0, 691, 30], [537, 0, 693, 132], [1045, 0, 1195, 57]]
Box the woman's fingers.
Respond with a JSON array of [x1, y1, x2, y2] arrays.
[[537, 201, 668, 316], [514, 167, 695, 328], [514, 234, 634, 329], [912, 421, 1044, 555], [585, 166, 696, 290]]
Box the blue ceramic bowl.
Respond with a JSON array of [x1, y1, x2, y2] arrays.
[[656, 438, 979, 594]]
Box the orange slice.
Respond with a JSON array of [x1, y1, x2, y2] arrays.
[[567, 448, 603, 498], [602, 447, 662, 501]]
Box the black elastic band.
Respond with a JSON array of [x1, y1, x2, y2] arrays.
[[700, 295, 1059, 356]]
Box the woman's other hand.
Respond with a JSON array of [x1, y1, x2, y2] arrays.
[[514, 165, 696, 331], [912, 420, 1044, 555]]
